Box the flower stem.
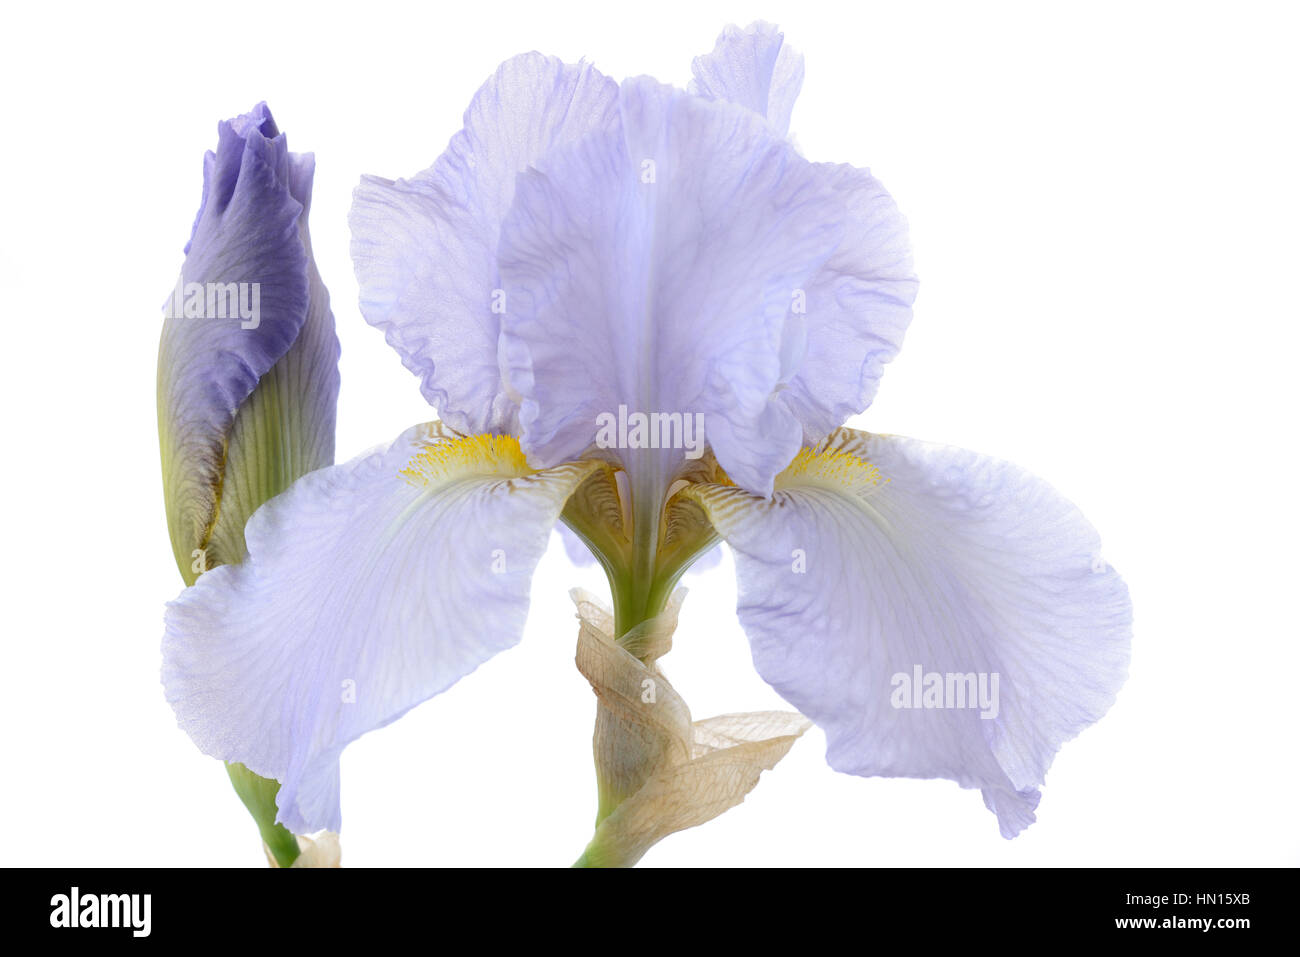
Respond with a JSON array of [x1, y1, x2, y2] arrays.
[[225, 762, 300, 867]]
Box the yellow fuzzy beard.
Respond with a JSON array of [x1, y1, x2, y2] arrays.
[[776, 446, 888, 493], [399, 433, 533, 488]]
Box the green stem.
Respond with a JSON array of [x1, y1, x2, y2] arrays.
[[225, 762, 300, 867], [574, 461, 721, 864], [613, 463, 667, 639]]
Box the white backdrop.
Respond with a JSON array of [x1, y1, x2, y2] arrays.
[[2, 0, 1296, 867]]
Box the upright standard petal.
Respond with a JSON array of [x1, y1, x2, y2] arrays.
[[163, 424, 600, 833], [689, 21, 805, 136], [692, 25, 918, 447], [349, 55, 619, 435], [681, 429, 1131, 837], [498, 78, 845, 496], [778, 163, 917, 442], [158, 103, 339, 581]]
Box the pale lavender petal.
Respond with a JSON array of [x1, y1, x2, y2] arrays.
[[498, 77, 845, 497], [690, 21, 805, 136], [684, 428, 1131, 837], [684, 543, 723, 575], [163, 424, 598, 832], [692, 25, 919, 446], [350, 55, 619, 434], [557, 521, 597, 567], [779, 163, 917, 442]]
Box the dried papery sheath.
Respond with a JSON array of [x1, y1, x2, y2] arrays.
[[572, 589, 809, 867]]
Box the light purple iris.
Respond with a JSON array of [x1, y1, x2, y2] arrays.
[[162, 23, 1131, 844]]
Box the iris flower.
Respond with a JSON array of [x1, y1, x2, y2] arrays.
[[162, 22, 1131, 865]]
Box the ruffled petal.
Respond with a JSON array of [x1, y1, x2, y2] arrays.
[[682, 428, 1131, 837], [163, 424, 599, 833], [691, 25, 919, 444], [498, 77, 845, 495], [689, 21, 805, 135], [349, 55, 619, 434], [779, 163, 917, 441]]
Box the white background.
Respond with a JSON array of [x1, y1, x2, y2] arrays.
[[1, 0, 1296, 867]]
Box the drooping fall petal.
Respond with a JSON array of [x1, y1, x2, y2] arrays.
[[682, 428, 1131, 836], [164, 424, 600, 833]]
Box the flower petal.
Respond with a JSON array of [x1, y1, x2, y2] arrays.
[[557, 522, 597, 566], [498, 77, 845, 495], [689, 21, 805, 135], [158, 103, 316, 577], [163, 424, 599, 833], [779, 163, 917, 442], [692, 24, 919, 444], [685, 543, 723, 574], [682, 428, 1131, 837], [349, 55, 619, 434]]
